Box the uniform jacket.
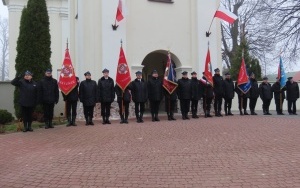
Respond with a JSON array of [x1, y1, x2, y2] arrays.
[[191, 77, 203, 100], [201, 77, 214, 99], [164, 86, 178, 101], [98, 77, 115, 103], [39, 76, 59, 104], [147, 77, 163, 102], [249, 78, 259, 99], [286, 81, 300, 101], [271, 82, 286, 100], [259, 82, 273, 100], [223, 78, 235, 99], [213, 74, 224, 97], [115, 85, 131, 103], [235, 82, 250, 98], [79, 79, 97, 106], [62, 78, 79, 101], [11, 77, 38, 107], [129, 78, 148, 103], [177, 77, 192, 100]]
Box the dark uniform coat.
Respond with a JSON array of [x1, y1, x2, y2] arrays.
[[147, 77, 163, 102], [177, 77, 192, 100], [39, 76, 59, 104], [286, 81, 299, 101], [213, 74, 224, 97], [11, 77, 38, 107], [62, 78, 79, 101], [191, 78, 203, 100], [79, 79, 97, 106], [271, 82, 286, 100], [98, 77, 115, 103], [223, 78, 235, 99], [259, 82, 273, 100], [130, 79, 148, 103], [249, 78, 259, 99], [201, 77, 214, 99], [115, 85, 131, 103], [235, 82, 250, 98]]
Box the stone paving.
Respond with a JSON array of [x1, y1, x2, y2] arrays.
[[0, 113, 300, 188]]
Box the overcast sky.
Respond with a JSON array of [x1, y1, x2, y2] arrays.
[[0, 2, 8, 18]]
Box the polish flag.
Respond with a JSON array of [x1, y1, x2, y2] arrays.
[[116, 0, 124, 22], [214, 7, 238, 24]]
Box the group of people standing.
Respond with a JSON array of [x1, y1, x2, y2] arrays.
[[12, 67, 299, 132]]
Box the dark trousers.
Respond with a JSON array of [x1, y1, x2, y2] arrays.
[[66, 101, 77, 117], [214, 95, 223, 113], [101, 102, 112, 117], [287, 100, 297, 114], [191, 100, 199, 114], [83, 105, 94, 118], [21, 106, 34, 123], [249, 98, 258, 112], [238, 97, 248, 111], [180, 99, 190, 115], [118, 101, 129, 117], [203, 97, 213, 112], [43, 103, 55, 121], [224, 98, 232, 113], [150, 101, 161, 114], [165, 99, 176, 115], [135, 102, 145, 115], [262, 99, 271, 112], [275, 99, 284, 114]]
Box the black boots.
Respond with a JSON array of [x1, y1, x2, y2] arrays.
[[136, 113, 143, 123], [124, 114, 129, 124], [155, 113, 160, 121], [48, 120, 54, 128], [66, 116, 71, 127], [85, 116, 89, 125], [72, 116, 77, 126], [105, 116, 111, 124], [250, 109, 257, 115], [205, 110, 212, 118], [23, 122, 28, 132], [45, 120, 49, 129], [152, 113, 155, 122], [244, 110, 249, 115], [182, 113, 189, 120], [86, 116, 94, 125], [27, 122, 33, 132], [139, 113, 144, 123], [102, 117, 106, 125], [192, 111, 199, 119], [120, 114, 125, 124]]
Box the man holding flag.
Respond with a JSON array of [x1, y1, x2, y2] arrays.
[[271, 57, 287, 115]]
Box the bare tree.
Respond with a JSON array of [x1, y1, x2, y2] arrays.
[[0, 16, 9, 81]]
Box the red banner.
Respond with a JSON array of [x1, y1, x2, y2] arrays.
[[204, 48, 214, 87], [116, 46, 131, 91], [58, 49, 77, 95]]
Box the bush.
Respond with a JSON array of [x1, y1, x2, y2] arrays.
[[0, 109, 14, 124]]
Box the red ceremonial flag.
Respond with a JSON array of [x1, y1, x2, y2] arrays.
[[58, 48, 77, 95], [237, 58, 249, 85], [163, 52, 178, 94], [203, 48, 214, 87], [116, 45, 131, 91], [214, 7, 238, 24], [116, 0, 124, 22]]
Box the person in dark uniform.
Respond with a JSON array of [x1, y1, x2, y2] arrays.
[[286, 77, 299, 115], [62, 77, 80, 126], [11, 71, 38, 132], [190, 71, 202, 118], [129, 71, 147, 123], [271, 77, 286, 115], [115, 84, 131, 124], [164, 85, 178, 121], [249, 73, 259, 115], [201, 73, 214, 118], [222, 72, 234, 116], [259, 76, 273, 115], [213, 68, 224, 117], [39, 69, 59, 129], [177, 71, 191, 120], [98, 69, 115, 124], [235, 81, 250, 115], [148, 70, 163, 122], [79, 71, 97, 125]]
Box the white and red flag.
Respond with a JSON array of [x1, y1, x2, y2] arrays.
[[58, 48, 77, 95], [214, 7, 238, 24], [115, 0, 124, 22]]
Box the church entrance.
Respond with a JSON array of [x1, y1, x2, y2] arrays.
[[141, 50, 182, 113]]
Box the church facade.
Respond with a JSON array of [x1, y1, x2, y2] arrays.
[[3, 0, 222, 81]]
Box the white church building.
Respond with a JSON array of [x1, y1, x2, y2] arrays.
[[3, 0, 222, 81]]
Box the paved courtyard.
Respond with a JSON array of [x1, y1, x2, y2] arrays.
[[0, 113, 300, 188]]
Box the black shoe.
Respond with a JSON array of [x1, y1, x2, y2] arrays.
[[218, 112, 223, 117], [139, 117, 144, 123], [171, 116, 176, 120], [120, 117, 124, 124], [244, 111, 249, 115], [102, 117, 106, 125], [185, 114, 190, 120], [90, 121, 94, 125], [293, 113, 298, 115], [66, 117, 71, 127], [240, 111, 244, 116], [155, 114, 160, 121], [228, 113, 234, 116], [72, 116, 77, 126], [207, 114, 212, 118], [124, 119, 128, 124], [106, 119, 111, 124], [23, 123, 28, 132], [27, 123, 33, 132], [182, 115, 186, 120], [251, 112, 257, 115], [266, 112, 272, 115], [86, 120, 89, 126], [49, 121, 54, 128], [45, 121, 49, 129], [168, 115, 172, 121]]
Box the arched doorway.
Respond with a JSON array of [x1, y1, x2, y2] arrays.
[[141, 50, 182, 112]]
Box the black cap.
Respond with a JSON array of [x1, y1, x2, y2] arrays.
[[263, 76, 268, 80], [214, 68, 220, 72], [24, 70, 33, 76], [182, 71, 188, 75], [225, 72, 230, 76], [45, 68, 52, 73], [202, 72, 205, 74], [250, 72, 255, 76], [84, 71, 91, 76], [288, 77, 293, 80], [191, 71, 197, 75], [102, 68, 109, 73], [135, 71, 142, 75], [152, 70, 158, 74]]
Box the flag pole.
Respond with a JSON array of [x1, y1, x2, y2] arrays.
[[64, 39, 68, 119], [206, 3, 221, 37]]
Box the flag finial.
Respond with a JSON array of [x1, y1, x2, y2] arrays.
[[120, 39, 123, 47], [66, 38, 69, 50]]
